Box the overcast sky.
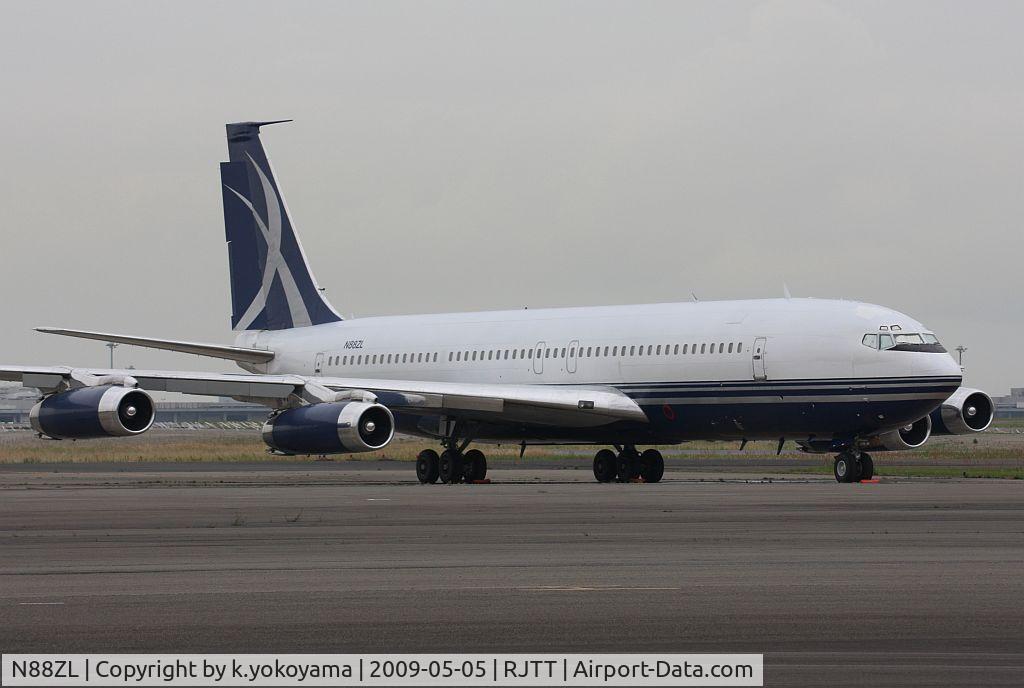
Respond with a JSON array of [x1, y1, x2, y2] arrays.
[[0, 0, 1020, 394]]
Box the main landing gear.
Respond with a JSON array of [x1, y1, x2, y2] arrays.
[[593, 445, 664, 484], [416, 447, 488, 484], [833, 450, 874, 483]]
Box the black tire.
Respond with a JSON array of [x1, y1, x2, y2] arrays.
[[439, 450, 463, 484], [464, 449, 487, 482], [616, 451, 640, 482], [833, 453, 860, 483], [592, 449, 617, 483], [858, 452, 874, 481], [416, 449, 440, 484], [639, 449, 665, 483]]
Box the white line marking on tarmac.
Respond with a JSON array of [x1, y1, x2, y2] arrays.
[[19, 602, 65, 605], [518, 586, 680, 592], [366, 498, 391, 501]]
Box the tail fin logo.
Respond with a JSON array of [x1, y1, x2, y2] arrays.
[[224, 153, 313, 330]]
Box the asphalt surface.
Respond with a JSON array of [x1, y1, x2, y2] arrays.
[[1, 462, 1022, 686]]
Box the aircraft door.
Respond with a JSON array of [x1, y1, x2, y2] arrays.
[[567, 339, 579, 373], [533, 341, 545, 375], [314, 352, 325, 376], [752, 338, 767, 380]]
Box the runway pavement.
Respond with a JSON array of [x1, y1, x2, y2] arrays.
[[1, 462, 1022, 686]]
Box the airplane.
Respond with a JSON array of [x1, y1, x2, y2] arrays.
[[0, 121, 994, 485]]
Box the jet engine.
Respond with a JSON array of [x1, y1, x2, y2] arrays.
[[860, 414, 932, 452], [30, 385, 155, 439], [930, 387, 994, 435], [262, 401, 395, 455]]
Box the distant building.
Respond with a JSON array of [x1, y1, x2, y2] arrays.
[[993, 388, 1024, 420]]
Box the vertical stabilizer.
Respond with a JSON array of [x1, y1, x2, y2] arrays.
[[220, 120, 342, 331]]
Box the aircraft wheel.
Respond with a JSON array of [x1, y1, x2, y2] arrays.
[[439, 449, 463, 484], [616, 449, 640, 482], [416, 449, 440, 484], [639, 449, 665, 483], [464, 449, 487, 482], [833, 452, 860, 483], [592, 449, 617, 483], [858, 452, 874, 481]]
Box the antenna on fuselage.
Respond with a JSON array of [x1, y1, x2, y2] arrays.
[[783, 283, 792, 299], [690, 292, 699, 302]]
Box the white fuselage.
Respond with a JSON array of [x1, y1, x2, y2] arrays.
[[241, 298, 959, 385], [232, 297, 962, 444]]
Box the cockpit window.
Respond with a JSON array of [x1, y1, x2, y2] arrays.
[[894, 333, 924, 345], [863, 331, 946, 353]]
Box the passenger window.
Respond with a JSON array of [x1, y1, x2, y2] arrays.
[[879, 334, 895, 350], [727, 343, 733, 353], [561, 348, 566, 358], [512, 349, 517, 360], [528, 349, 533, 359], [433, 353, 438, 362], [629, 346, 636, 356], [587, 347, 592, 357], [700, 343, 706, 354], [472, 351, 477, 361], [656, 345, 661, 355], [570, 347, 575, 358], [737, 342, 742, 353], [638, 345, 643, 356], [647, 345, 652, 355], [862, 334, 878, 349]]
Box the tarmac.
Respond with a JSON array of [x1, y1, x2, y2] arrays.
[[1, 461, 1022, 686]]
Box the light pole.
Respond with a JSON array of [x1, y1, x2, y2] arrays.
[[106, 342, 119, 368], [955, 345, 967, 367]]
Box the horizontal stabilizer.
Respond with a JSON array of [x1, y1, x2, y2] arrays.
[[35, 328, 275, 365]]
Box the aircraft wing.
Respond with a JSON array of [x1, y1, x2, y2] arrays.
[[0, 365, 647, 428], [34, 328, 275, 365]]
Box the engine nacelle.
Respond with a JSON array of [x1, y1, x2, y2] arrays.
[[30, 385, 155, 439], [930, 387, 994, 435], [859, 414, 931, 452], [262, 401, 395, 455]]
